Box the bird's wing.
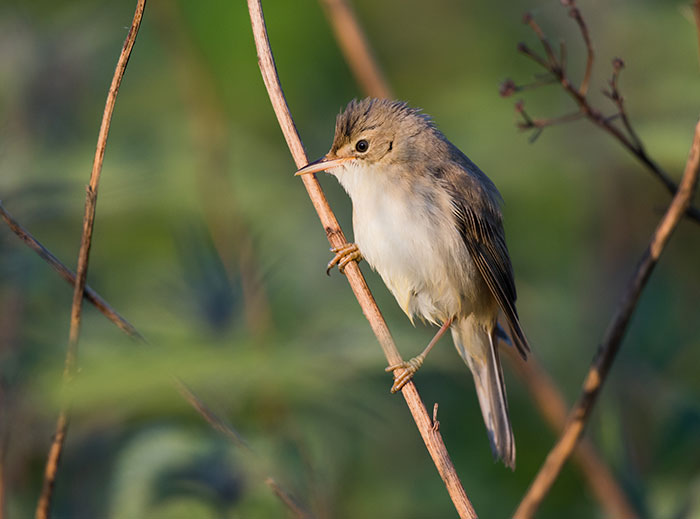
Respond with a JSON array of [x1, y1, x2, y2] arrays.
[[442, 157, 530, 358]]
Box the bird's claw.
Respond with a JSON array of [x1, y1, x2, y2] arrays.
[[385, 355, 425, 393], [326, 243, 362, 275]]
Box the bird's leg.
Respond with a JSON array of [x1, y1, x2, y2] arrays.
[[385, 317, 454, 393], [326, 243, 362, 275]]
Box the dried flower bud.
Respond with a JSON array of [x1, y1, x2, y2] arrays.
[[499, 79, 518, 98], [612, 57, 625, 71], [522, 12, 533, 24]]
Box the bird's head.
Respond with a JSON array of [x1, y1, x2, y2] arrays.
[[295, 98, 438, 179]]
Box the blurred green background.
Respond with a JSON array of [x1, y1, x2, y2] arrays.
[[1, 0, 699, 517]]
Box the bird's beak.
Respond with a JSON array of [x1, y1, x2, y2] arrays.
[[294, 156, 354, 176]]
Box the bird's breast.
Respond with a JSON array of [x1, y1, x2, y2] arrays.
[[335, 164, 479, 323]]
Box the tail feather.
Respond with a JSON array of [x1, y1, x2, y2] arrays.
[[452, 316, 515, 469]]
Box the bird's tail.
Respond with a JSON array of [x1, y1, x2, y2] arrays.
[[451, 315, 515, 469]]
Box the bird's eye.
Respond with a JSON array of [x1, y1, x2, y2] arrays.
[[355, 139, 369, 153]]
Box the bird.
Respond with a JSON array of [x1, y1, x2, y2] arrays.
[[295, 98, 530, 469]]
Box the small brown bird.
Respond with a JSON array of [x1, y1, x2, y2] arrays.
[[296, 98, 529, 469]]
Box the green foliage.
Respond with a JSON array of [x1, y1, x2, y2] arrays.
[[1, 0, 698, 517]]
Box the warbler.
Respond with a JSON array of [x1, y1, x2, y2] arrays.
[[295, 98, 530, 469]]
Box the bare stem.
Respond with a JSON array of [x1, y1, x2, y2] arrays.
[[0, 203, 142, 340], [515, 119, 700, 519], [507, 351, 638, 519], [523, 14, 559, 71], [318, 0, 393, 99], [35, 2, 146, 517], [175, 380, 248, 450], [266, 478, 314, 519], [246, 1, 476, 517], [567, 4, 594, 96]]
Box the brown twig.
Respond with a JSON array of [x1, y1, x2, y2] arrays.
[[507, 351, 638, 519], [523, 13, 559, 71], [175, 380, 248, 450], [603, 58, 644, 151], [318, 0, 393, 99], [246, 1, 476, 517], [515, 119, 700, 519], [35, 2, 146, 518], [566, 3, 593, 96], [0, 203, 142, 340], [178, 383, 314, 516], [505, 1, 700, 224], [266, 478, 314, 519]]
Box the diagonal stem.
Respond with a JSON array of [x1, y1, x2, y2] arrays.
[[515, 119, 700, 519], [0, 203, 142, 340], [35, 2, 147, 518], [246, 1, 476, 517], [318, 0, 393, 99]]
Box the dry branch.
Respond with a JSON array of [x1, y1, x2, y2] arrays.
[[503, 0, 700, 224], [320, 1, 636, 516], [266, 478, 314, 519], [507, 351, 637, 519], [318, 0, 393, 99], [247, 1, 476, 517], [0, 203, 142, 340], [35, 2, 146, 517], [515, 118, 700, 519]]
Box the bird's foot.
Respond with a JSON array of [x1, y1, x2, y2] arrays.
[[385, 355, 425, 393], [326, 243, 362, 275]]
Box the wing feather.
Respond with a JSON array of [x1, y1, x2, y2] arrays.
[[441, 155, 530, 358]]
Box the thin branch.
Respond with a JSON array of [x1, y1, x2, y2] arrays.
[[515, 119, 700, 519], [174, 380, 248, 450], [507, 351, 638, 519], [515, 105, 585, 133], [318, 0, 393, 99], [603, 58, 644, 151], [0, 203, 142, 340], [565, 3, 593, 96], [523, 13, 559, 71], [506, 1, 700, 224], [35, 2, 146, 518], [246, 1, 476, 517], [177, 382, 315, 517], [266, 478, 314, 519], [516, 42, 551, 70]]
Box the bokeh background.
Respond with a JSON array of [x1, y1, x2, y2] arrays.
[[1, 0, 699, 517]]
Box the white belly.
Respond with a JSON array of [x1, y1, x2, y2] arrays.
[[335, 163, 480, 324]]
